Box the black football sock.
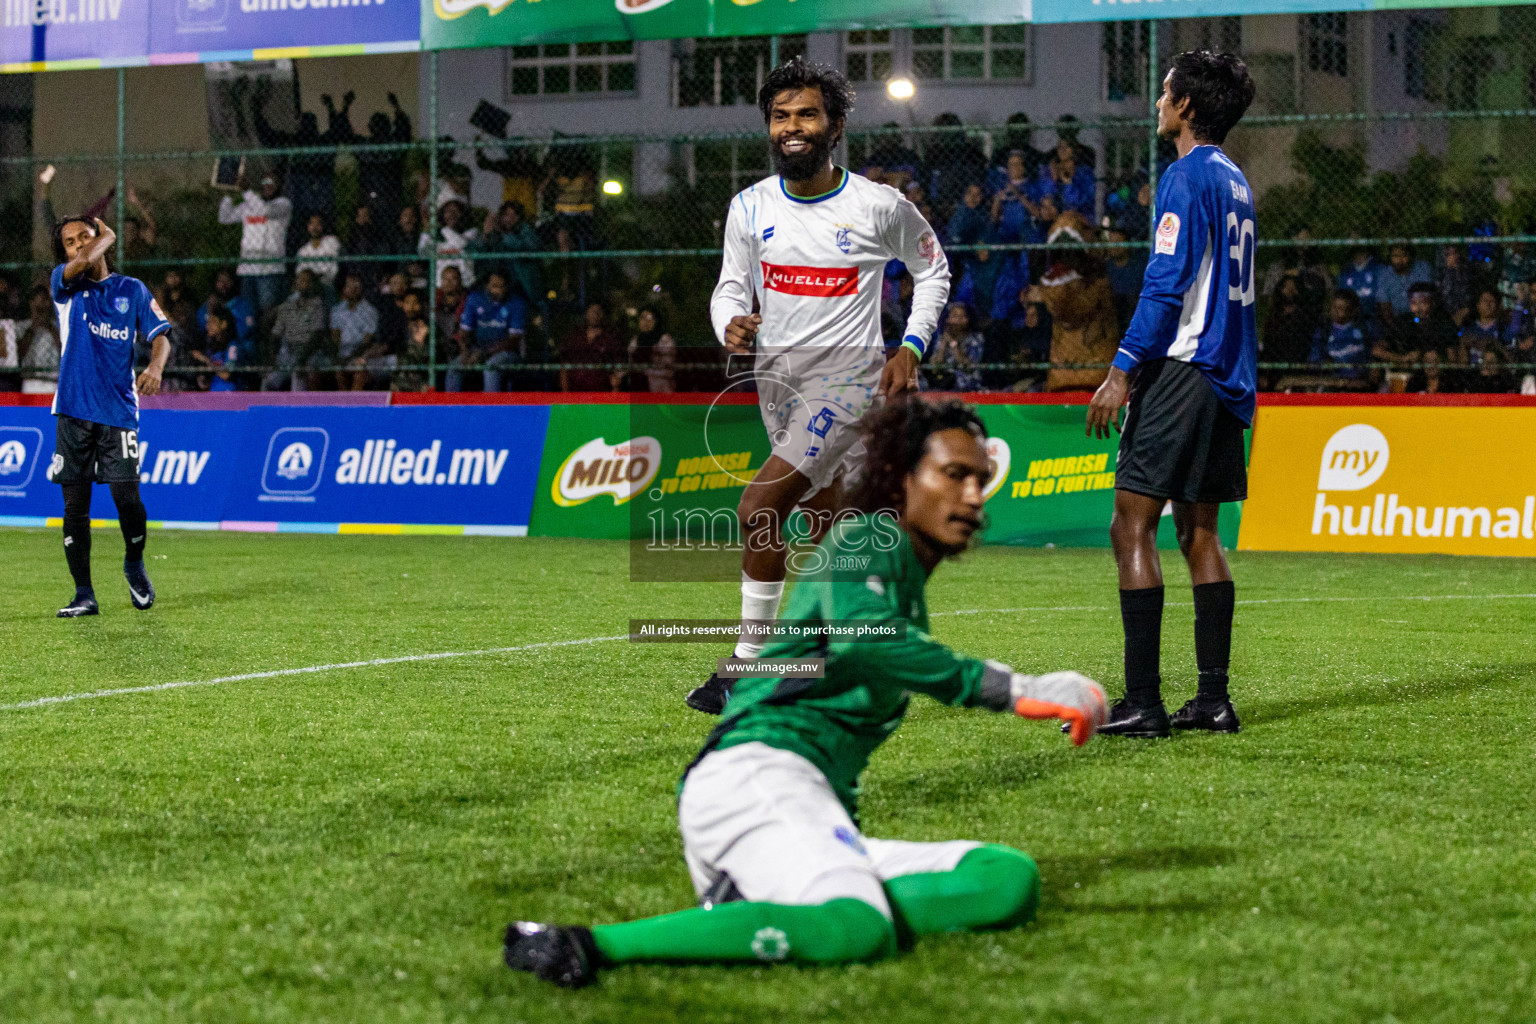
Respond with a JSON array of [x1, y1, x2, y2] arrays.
[[61, 482, 93, 595], [1193, 580, 1235, 704], [110, 481, 148, 566], [1120, 586, 1164, 706]]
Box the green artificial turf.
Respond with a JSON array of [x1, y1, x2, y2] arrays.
[[1, 528, 1533, 1023]]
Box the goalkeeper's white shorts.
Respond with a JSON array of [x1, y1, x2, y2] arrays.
[[756, 373, 878, 496], [679, 741, 981, 918]]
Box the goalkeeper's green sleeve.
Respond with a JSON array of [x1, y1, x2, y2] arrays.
[[591, 898, 895, 966], [884, 844, 1040, 938]]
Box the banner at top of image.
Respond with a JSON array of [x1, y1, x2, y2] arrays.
[[0, 0, 152, 67], [422, 0, 1517, 52], [1, 0, 417, 71], [423, 0, 1028, 51], [148, 0, 419, 59]]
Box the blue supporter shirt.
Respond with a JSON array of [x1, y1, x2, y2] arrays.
[[1338, 260, 1383, 320], [196, 294, 256, 357], [50, 265, 170, 431], [1310, 320, 1373, 378], [459, 289, 530, 348], [1033, 164, 1096, 218], [1115, 146, 1259, 424]]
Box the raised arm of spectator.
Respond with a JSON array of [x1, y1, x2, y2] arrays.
[[387, 92, 412, 141], [475, 138, 514, 178], [127, 187, 156, 245], [217, 190, 252, 225], [322, 94, 362, 146], [250, 91, 285, 150]]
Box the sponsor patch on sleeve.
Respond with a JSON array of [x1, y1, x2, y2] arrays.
[[1155, 212, 1180, 256], [917, 231, 940, 267]]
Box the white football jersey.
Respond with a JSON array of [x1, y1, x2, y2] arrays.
[[710, 169, 950, 384]]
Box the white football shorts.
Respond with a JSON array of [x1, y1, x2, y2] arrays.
[[755, 372, 879, 496], [678, 741, 982, 918]]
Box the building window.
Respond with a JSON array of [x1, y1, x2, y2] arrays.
[[1102, 121, 1146, 193], [507, 41, 636, 98], [691, 139, 772, 202], [911, 25, 1031, 83], [1306, 13, 1348, 77], [844, 29, 893, 84], [1170, 16, 1241, 57], [673, 35, 807, 108], [1102, 21, 1150, 101], [1404, 18, 1442, 100]]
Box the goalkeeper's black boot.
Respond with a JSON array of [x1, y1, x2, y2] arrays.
[[57, 590, 99, 619], [1171, 696, 1241, 733], [1095, 697, 1171, 738], [504, 922, 600, 988], [124, 560, 155, 611], [685, 662, 736, 715]]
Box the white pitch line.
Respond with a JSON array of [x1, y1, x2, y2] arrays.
[[0, 634, 629, 712], [7, 592, 1533, 713]]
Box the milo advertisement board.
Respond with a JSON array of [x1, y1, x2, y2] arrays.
[[528, 401, 771, 579], [424, 0, 1030, 52], [527, 401, 1243, 557], [976, 404, 1243, 549]]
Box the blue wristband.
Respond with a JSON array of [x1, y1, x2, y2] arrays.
[[901, 334, 926, 360]]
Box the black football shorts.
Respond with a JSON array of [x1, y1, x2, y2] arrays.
[[50, 414, 141, 485], [1115, 358, 1248, 504]]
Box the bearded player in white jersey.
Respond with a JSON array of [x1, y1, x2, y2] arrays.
[[686, 57, 950, 714]]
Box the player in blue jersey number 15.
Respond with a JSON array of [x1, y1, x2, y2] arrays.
[[1085, 52, 1257, 737], [48, 216, 172, 618]]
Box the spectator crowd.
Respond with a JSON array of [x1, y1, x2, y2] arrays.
[[1, 101, 1532, 396]]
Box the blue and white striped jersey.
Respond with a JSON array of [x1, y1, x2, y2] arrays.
[[1114, 146, 1259, 424]]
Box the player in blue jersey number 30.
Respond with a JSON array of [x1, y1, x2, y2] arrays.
[[47, 216, 172, 618], [1085, 51, 1257, 738]]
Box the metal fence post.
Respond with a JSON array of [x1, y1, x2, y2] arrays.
[[1147, 19, 1158, 234], [116, 67, 126, 258], [428, 50, 439, 390]]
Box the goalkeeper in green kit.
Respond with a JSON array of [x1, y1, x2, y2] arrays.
[[504, 399, 1107, 987]]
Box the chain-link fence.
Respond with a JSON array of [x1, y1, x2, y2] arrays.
[[6, 9, 1536, 397]]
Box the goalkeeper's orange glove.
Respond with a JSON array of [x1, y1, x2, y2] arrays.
[[1010, 670, 1108, 746]]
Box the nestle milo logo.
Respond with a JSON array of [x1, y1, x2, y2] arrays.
[[983, 437, 1010, 502], [553, 436, 661, 507]]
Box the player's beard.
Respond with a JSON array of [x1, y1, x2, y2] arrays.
[[771, 127, 836, 183]]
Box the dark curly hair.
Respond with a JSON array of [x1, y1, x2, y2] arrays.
[[50, 216, 111, 271], [853, 397, 988, 517], [758, 56, 855, 131], [1167, 50, 1255, 145]]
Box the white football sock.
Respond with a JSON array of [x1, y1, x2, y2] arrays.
[[733, 573, 785, 659]]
